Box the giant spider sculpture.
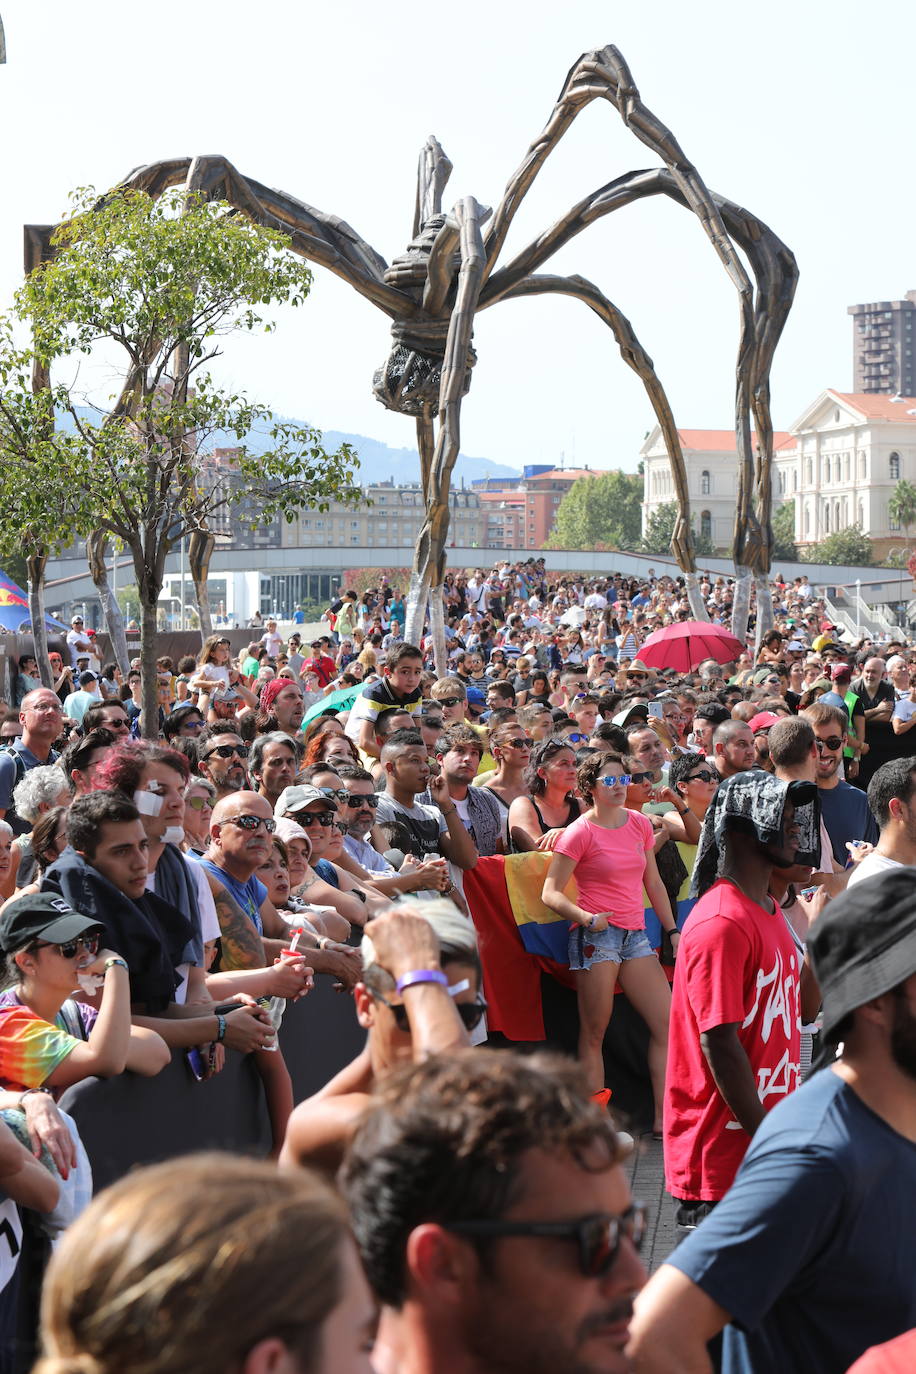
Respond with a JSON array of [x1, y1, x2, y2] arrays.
[[27, 44, 796, 663]]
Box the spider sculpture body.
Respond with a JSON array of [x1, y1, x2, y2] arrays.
[[27, 45, 796, 664]]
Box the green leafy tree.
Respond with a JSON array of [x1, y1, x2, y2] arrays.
[[802, 526, 874, 566], [14, 186, 361, 733], [888, 479, 916, 543], [771, 499, 798, 561], [546, 470, 643, 551], [640, 500, 716, 557]]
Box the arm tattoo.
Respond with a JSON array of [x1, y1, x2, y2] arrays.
[[207, 877, 266, 970]]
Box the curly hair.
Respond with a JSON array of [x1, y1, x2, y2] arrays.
[[576, 751, 626, 806], [342, 1050, 620, 1309]]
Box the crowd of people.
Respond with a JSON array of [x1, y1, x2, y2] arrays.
[[0, 558, 913, 1374]]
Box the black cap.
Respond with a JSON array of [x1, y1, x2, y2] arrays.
[[808, 867, 916, 1041], [0, 893, 105, 953]]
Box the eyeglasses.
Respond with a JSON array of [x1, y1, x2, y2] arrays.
[[204, 743, 249, 760], [685, 769, 717, 784], [222, 814, 277, 833], [185, 794, 213, 811], [447, 1204, 647, 1278], [815, 736, 845, 752], [505, 737, 534, 750], [436, 697, 463, 708], [345, 793, 379, 809], [373, 990, 488, 1033], [299, 810, 337, 827], [36, 932, 101, 960], [598, 773, 631, 787], [318, 787, 350, 804]]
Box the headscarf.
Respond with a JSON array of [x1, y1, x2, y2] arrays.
[[690, 771, 819, 899], [259, 677, 294, 715]]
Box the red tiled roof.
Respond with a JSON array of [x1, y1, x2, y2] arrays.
[[830, 391, 916, 422], [522, 468, 604, 482], [675, 429, 793, 452]]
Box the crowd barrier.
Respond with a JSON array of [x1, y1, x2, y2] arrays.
[[59, 974, 367, 1192]]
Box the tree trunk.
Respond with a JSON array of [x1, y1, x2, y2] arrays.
[[139, 592, 160, 740], [188, 530, 215, 641], [26, 549, 52, 689], [683, 571, 707, 622], [86, 530, 130, 674], [730, 565, 753, 645]]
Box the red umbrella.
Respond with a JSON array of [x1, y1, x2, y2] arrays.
[[638, 621, 745, 674]]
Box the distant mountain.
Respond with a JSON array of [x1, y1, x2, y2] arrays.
[[64, 408, 520, 487]]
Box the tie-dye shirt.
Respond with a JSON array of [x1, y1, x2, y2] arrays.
[[0, 1004, 78, 1092]]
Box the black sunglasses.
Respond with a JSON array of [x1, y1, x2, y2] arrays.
[[436, 697, 463, 708], [815, 736, 845, 752], [204, 742, 249, 759], [36, 932, 101, 960], [447, 1204, 647, 1278], [685, 769, 716, 784], [346, 793, 379, 809], [374, 990, 487, 1033], [222, 814, 277, 833], [423, 718, 444, 730], [299, 810, 337, 827], [318, 787, 350, 804], [627, 770, 654, 784]]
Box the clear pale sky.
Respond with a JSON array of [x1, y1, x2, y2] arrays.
[[2, 1, 914, 474]]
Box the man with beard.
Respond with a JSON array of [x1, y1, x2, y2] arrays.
[[343, 1049, 647, 1374], [629, 866, 916, 1374], [196, 725, 250, 801], [662, 771, 820, 1231], [801, 703, 877, 865], [258, 678, 305, 739], [249, 731, 301, 811]]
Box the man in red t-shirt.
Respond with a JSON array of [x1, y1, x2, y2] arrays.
[[664, 771, 819, 1227], [301, 639, 337, 689]]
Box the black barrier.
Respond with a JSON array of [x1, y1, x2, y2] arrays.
[[59, 975, 367, 1193]]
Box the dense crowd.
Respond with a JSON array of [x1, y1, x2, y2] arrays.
[[0, 559, 913, 1374]]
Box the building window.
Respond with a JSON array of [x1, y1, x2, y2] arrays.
[[700, 470, 710, 495], [700, 510, 712, 540], [844, 454, 850, 481], [804, 505, 810, 535], [859, 453, 867, 479], [792, 470, 798, 492], [890, 451, 901, 480], [804, 458, 813, 486], [823, 504, 830, 533], [858, 500, 865, 527]]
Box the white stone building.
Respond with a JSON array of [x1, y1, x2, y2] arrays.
[[641, 428, 792, 552], [774, 390, 916, 559]]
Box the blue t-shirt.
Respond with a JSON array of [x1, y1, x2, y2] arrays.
[[668, 1068, 916, 1374], [818, 781, 878, 865], [195, 858, 266, 935]]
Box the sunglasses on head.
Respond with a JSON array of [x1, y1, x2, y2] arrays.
[[36, 932, 100, 960], [204, 743, 249, 759], [815, 736, 845, 752], [373, 989, 487, 1033], [447, 1204, 647, 1278], [222, 814, 277, 833], [299, 810, 337, 827], [345, 793, 379, 809], [185, 794, 213, 811]]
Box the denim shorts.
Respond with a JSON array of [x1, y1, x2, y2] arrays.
[[568, 922, 655, 970]]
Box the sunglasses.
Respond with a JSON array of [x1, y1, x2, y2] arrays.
[[565, 732, 590, 744], [204, 743, 249, 759], [185, 794, 213, 811], [345, 793, 379, 809], [447, 1204, 647, 1278], [222, 814, 277, 833], [373, 990, 487, 1033], [627, 770, 655, 784], [423, 718, 443, 731], [627, 673, 648, 682], [598, 773, 631, 787], [436, 697, 463, 708], [178, 717, 205, 730], [318, 787, 350, 805], [815, 736, 845, 752], [685, 769, 717, 784], [36, 932, 101, 960], [505, 737, 534, 750], [299, 810, 337, 827]]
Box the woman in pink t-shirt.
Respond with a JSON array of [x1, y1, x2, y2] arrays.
[[542, 752, 679, 1133]]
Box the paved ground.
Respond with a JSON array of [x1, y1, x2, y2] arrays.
[[624, 1135, 680, 1272]]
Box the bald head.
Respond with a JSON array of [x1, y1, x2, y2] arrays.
[[211, 790, 273, 828]]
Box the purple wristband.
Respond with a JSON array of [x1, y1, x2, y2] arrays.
[[395, 969, 449, 995]]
